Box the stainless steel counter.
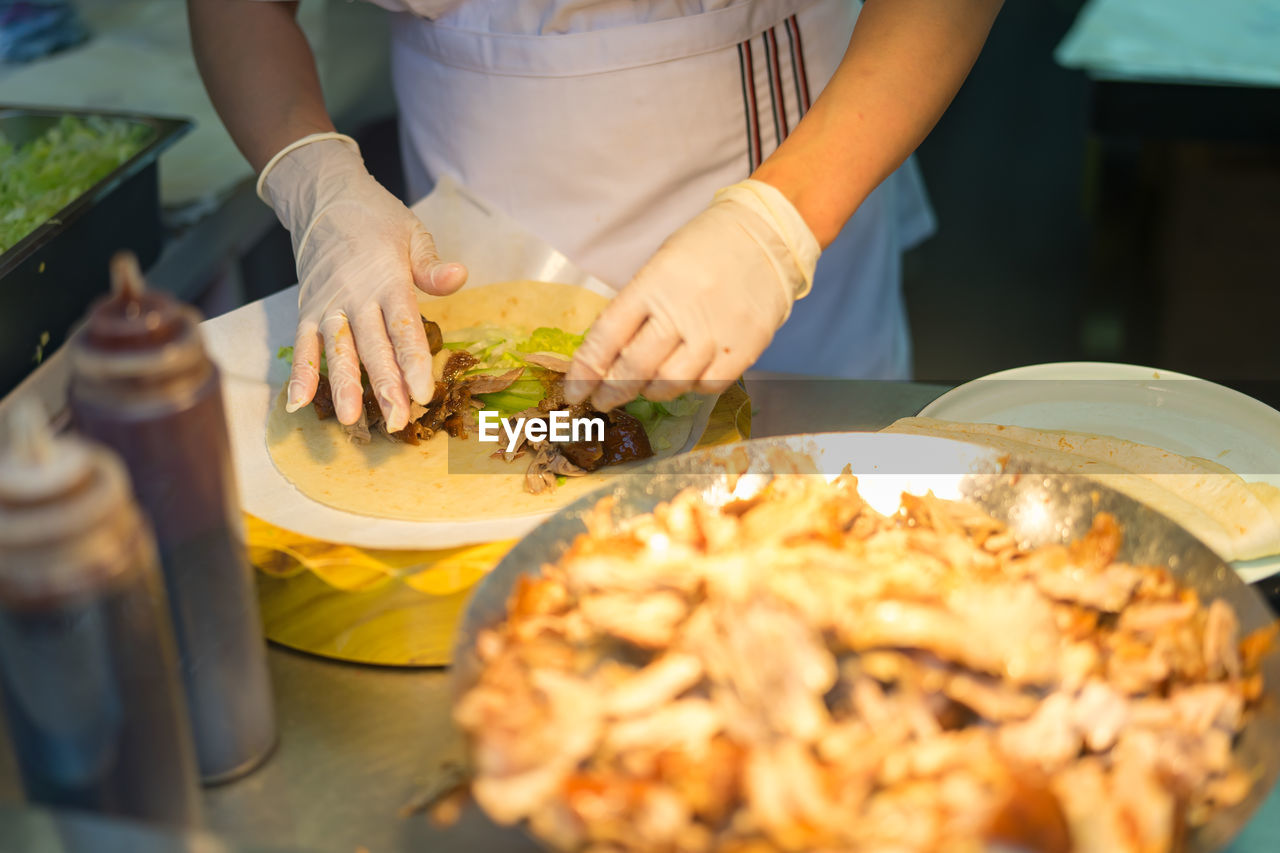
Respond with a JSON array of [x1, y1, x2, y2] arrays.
[[1, 377, 1279, 852]]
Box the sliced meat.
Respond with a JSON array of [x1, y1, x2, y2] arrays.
[[525, 446, 557, 495], [412, 371, 477, 440], [984, 775, 1072, 853], [1073, 680, 1130, 751], [1168, 682, 1244, 736], [386, 401, 431, 445], [546, 409, 652, 476], [743, 739, 846, 850], [685, 599, 836, 743], [339, 393, 372, 445], [443, 411, 468, 439], [604, 653, 704, 718], [541, 373, 568, 410], [839, 584, 1061, 686], [361, 387, 383, 429], [523, 352, 572, 373], [311, 375, 336, 420], [1117, 600, 1198, 635], [945, 672, 1041, 723], [342, 412, 371, 445], [443, 350, 479, 382], [1069, 512, 1125, 572], [1203, 598, 1242, 680], [1106, 636, 1174, 695], [548, 452, 588, 477], [559, 415, 609, 470], [579, 590, 688, 649], [1034, 561, 1145, 612], [997, 692, 1081, 772], [655, 736, 745, 826], [423, 319, 443, 355], [560, 438, 606, 471], [465, 668, 604, 826], [466, 367, 525, 395], [601, 409, 653, 465], [388, 420, 432, 445], [604, 699, 721, 756]]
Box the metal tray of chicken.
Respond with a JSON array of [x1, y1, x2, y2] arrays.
[[453, 431, 1280, 852], [0, 106, 191, 397]]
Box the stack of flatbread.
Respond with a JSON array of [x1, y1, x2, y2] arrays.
[[883, 417, 1280, 563]]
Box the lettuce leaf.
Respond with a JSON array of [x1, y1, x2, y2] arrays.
[[624, 393, 700, 446], [446, 324, 583, 378], [442, 325, 511, 359], [515, 327, 584, 358], [475, 378, 545, 419]]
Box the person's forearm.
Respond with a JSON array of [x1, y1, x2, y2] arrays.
[[752, 0, 1003, 247], [187, 0, 334, 172]]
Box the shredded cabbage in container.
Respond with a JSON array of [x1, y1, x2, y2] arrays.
[[0, 115, 152, 254]]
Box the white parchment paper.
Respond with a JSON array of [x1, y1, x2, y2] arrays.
[[202, 176, 709, 549]]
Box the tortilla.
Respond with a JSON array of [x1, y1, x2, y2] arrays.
[[266, 281, 702, 522], [883, 416, 1280, 562]]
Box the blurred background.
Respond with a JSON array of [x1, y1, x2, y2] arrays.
[[903, 0, 1280, 399], [1, 0, 1278, 399]]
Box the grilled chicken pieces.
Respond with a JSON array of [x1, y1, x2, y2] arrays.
[[456, 473, 1273, 853]]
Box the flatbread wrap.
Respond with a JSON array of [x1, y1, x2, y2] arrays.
[[884, 416, 1280, 562], [267, 281, 706, 522]]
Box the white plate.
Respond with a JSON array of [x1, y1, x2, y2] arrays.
[[200, 177, 718, 550], [920, 362, 1280, 582]]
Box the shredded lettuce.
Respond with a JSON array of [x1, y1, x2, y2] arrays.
[[515, 327, 584, 358], [442, 325, 509, 359], [445, 324, 585, 368], [449, 325, 584, 417], [1, 116, 152, 253]]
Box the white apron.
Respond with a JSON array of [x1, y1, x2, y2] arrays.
[[378, 0, 937, 378]]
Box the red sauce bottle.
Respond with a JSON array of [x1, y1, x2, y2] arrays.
[[0, 403, 202, 826], [68, 253, 276, 783]]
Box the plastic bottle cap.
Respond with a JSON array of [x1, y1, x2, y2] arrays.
[[0, 401, 133, 552], [0, 401, 91, 503], [82, 252, 188, 352], [70, 251, 208, 388]]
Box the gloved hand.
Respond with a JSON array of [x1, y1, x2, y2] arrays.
[[565, 179, 821, 411], [258, 133, 467, 430]]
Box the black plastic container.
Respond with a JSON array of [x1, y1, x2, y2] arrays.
[[0, 106, 191, 398]]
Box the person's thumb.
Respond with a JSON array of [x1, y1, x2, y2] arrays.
[[409, 225, 468, 296]]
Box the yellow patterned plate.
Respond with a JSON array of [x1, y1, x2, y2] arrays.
[[247, 384, 752, 666]]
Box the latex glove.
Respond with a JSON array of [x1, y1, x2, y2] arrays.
[[258, 133, 467, 430], [565, 179, 820, 411]]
